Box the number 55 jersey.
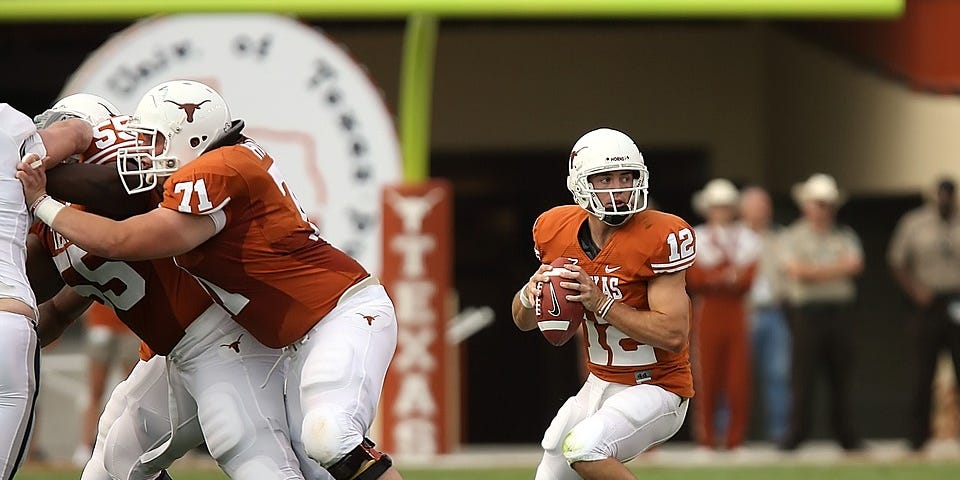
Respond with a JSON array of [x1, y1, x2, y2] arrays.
[[532, 205, 696, 398], [33, 202, 213, 355]]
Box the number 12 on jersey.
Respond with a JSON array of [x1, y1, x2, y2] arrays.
[[585, 318, 658, 367], [666, 228, 694, 262]]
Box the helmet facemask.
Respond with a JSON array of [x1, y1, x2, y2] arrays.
[[117, 127, 176, 194], [571, 167, 649, 226]]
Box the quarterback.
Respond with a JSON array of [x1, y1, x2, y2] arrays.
[[512, 128, 695, 480], [19, 80, 401, 480]]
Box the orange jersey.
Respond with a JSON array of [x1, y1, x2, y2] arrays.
[[160, 138, 369, 348], [138, 341, 156, 361], [34, 200, 213, 355], [84, 299, 129, 333], [533, 205, 696, 398], [81, 114, 136, 164]]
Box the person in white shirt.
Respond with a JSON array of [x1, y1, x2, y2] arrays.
[[0, 103, 89, 479], [740, 186, 791, 443]]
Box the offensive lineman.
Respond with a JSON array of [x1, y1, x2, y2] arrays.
[[26, 94, 308, 480], [0, 103, 90, 480], [18, 81, 401, 480], [511, 128, 695, 479]]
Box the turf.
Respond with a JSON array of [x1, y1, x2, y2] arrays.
[[15, 464, 960, 480]]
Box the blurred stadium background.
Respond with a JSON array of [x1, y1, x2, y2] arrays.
[[4, 0, 960, 478]]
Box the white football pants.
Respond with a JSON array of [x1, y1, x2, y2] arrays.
[[0, 313, 39, 480], [535, 374, 689, 480], [284, 284, 397, 479], [82, 304, 309, 480]]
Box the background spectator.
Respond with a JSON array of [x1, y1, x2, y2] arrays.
[[887, 177, 960, 453], [687, 179, 761, 450], [779, 173, 864, 452], [740, 186, 791, 444]]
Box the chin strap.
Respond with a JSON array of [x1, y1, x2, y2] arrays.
[[600, 212, 632, 226]]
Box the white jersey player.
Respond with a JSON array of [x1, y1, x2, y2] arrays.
[[0, 103, 90, 480]]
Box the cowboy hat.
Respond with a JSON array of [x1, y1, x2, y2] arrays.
[[791, 173, 846, 206], [692, 178, 740, 215]]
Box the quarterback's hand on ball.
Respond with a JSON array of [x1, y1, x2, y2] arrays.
[[520, 264, 553, 308], [16, 153, 49, 207], [557, 263, 606, 313]]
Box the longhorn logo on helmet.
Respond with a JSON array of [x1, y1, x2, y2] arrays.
[[164, 99, 211, 122]]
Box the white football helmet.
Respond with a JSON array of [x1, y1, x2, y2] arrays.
[[566, 128, 649, 225], [117, 80, 231, 194], [34, 93, 120, 129]]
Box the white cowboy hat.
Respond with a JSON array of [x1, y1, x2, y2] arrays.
[[692, 178, 740, 215], [792, 173, 846, 206]]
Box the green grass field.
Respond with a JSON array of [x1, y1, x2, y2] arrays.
[[15, 464, 960, 480]]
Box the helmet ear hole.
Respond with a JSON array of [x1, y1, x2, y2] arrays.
[[189, 135, 208, 148]]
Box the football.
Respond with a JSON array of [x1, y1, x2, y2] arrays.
[[535, 258, 586, 346]]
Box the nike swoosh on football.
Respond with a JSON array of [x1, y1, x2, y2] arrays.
[[605, 265, 622, 273], [548, 283, 562, 317]]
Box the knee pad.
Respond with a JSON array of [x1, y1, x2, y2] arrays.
[[327, 438, 392, 480], [561, 417, 608, 465], [96, 391, 130, 445], [301, 343, 354, 392], [540, 397, 582, 453], [103, 409, 150, 480], [197, 390, 250, 462], [301, 406, 363, 467]]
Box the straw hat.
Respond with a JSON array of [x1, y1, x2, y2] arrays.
[[791, 173, 846, 206], [692, 178, 740, 215]]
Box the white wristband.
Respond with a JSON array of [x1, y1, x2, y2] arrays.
[[597, 295, 615, 319], [33, 195, 66, 225], [518, 285, 534, 309]]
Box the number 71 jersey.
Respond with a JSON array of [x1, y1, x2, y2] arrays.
[[533, 205, 695, 398], [161, 138, 369, 349]]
